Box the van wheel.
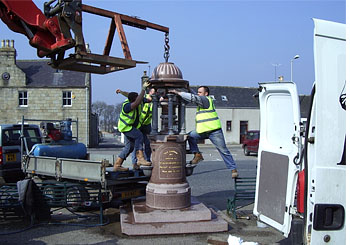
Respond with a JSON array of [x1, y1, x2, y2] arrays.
[[244, 146, 250, 156]]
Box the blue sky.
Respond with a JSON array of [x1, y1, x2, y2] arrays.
[[0, 0, 345, 105]]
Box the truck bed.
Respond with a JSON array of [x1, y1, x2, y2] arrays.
[[23, 155, 149, 188]]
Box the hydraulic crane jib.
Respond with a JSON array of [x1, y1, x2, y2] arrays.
[[0, 0, 169, 74]]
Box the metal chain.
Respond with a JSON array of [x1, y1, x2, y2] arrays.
[[164, 33, 170, 62]]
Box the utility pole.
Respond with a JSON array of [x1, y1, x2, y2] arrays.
[[272, 63, 281, 82]]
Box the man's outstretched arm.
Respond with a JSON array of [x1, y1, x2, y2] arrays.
[[169, 90, 209, 109], [115, 89, 129, 98]]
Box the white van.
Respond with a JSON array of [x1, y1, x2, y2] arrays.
[[253, 19, 346, 244], [0, 124, 41, 183]]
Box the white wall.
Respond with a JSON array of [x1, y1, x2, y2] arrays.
[[232, 108, 260, 144], [184, 107, 260, 144]]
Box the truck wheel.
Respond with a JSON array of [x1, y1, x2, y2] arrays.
[[43, 183, 65, 206], [67, 185, 90, 212], [244, 146, 250, 156]]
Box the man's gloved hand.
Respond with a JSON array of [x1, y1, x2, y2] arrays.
[[142, 81, 150, 90], [115, 89, 121, 94]]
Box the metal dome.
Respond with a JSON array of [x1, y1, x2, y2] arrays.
[[151, 62, 183, 80], [150, 62, 188, 88]]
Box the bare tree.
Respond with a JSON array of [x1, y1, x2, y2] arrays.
[[92, 101, 123, 133]]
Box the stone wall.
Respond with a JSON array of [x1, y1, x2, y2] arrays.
[[0, 39, 94, 146], [0, 87, 90, 145], [0, 40, 26, 88]]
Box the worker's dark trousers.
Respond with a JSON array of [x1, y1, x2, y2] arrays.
[[131, 124, 152, 163], [188, 128, 237, 170], [119, 127, 144, 160]]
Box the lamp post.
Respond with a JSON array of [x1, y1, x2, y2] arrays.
[[290, 54, 300, 82]]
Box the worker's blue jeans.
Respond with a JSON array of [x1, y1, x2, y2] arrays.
[[188, 128, 237, 170], [131, 124, 152, 164], [119, 127, 144, 160]]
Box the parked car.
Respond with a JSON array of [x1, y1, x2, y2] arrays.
[[242, 130, 260, 156], [0, 124, 42, 183]]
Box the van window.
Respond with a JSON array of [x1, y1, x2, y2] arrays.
[[2, 128, 41, 148]]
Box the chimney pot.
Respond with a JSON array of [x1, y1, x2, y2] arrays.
[[85, 43, 91, 53]]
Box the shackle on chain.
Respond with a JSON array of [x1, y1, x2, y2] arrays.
[[164, 32, 170, 62]]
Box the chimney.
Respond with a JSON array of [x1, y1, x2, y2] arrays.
[[85, 43, 91, 53], [0, 39, 16, 65]]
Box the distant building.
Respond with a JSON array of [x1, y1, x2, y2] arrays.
[[186, 86, 260, 144], [0, 39, 99, 147], [184, 85, 311, 145]]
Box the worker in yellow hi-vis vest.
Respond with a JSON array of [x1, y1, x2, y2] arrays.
[[113, 81, 151, 172], [169, 86, 238, 178], [117, 87, 155, 170]]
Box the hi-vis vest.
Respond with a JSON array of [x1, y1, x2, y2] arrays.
[[138, 94, 152, 128], [195, 96, 221, 133], [118, 99, 137, 132]]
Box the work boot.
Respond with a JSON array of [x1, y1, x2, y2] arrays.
[[136, 150, 152, 166], [113, 157, 129, 172], [231, 169, 239, 178], [189, 152, 204, 165]]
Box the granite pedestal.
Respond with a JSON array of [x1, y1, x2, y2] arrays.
[[120, 198, 228, 235]]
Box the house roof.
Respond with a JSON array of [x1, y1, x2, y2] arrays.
[[188, 85, 260, 109], [16, 60, 86, 88]]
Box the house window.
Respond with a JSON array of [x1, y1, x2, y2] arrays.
[[210, 95, 216, 100], [226, 120, 232, 132], [19, 91, 28, 107], [221, 95, 228, 101], [63, 91, 72, 106]]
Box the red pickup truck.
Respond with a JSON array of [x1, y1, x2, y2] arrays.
[[242, 130, 260, 156]]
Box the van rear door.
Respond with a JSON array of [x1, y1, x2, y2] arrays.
[[253, 82, 301, 237], [305, 19, 346, 245]]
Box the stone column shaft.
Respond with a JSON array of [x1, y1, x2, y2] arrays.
[[179, 99, 186, 134], [151, 94, 159, 135], [167, 94, 174, 135]]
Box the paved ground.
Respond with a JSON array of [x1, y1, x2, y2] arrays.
[[0, 133, 287, 244]]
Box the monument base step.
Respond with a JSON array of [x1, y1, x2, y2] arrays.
[[132, 197, 212, 223], [120, 198, 228, 235]]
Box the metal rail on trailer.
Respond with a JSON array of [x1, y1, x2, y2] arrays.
[[0, 117, 151, 224]]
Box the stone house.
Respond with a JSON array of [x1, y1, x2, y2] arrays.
[[0, 40, 98, 147]]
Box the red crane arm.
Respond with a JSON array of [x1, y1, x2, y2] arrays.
[[0, 0, 73, 57], [0, 0, 169, 74], [0, 0, 46, 30]]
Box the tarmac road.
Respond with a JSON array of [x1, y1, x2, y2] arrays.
[[0, 134, 286, 245]]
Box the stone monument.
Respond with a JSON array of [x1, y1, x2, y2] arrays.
[[120, 61, 228, 235]]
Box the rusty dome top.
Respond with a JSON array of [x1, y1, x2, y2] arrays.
[[151, 62, 183, 80], [150, 62, 188, 88]]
